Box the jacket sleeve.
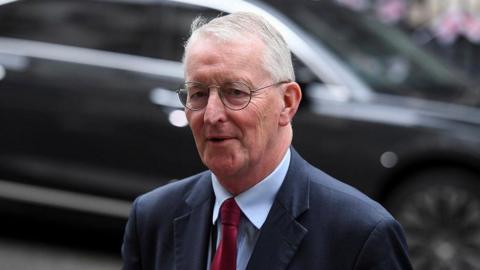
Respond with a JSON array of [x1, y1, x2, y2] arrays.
[[353, 218, 413, 270], [122, 198, 141, 270]]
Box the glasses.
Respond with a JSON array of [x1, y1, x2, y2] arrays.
[[177, 81, 289, 111]]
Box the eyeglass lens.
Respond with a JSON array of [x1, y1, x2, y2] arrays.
[[179, 82, 252, 110]]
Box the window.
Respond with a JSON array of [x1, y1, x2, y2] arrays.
[[0, 0, 221, 61]]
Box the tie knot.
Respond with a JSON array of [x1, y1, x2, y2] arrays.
[[220, 198, 241, 226]]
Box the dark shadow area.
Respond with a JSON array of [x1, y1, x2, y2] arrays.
[[0, 199, 125, 255]]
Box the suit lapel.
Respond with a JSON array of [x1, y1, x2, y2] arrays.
[[174, 173, 214, 270], [247, 148, 310, 270]]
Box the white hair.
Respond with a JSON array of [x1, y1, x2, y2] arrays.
[[183, 12, 295, 82]]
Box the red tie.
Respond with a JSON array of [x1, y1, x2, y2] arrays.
[[211, 198, 241, 270]]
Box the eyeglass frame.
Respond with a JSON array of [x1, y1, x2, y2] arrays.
[[176, 80, 291, 111]]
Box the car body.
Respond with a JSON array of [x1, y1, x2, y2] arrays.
[[0, 0, 479, 267]]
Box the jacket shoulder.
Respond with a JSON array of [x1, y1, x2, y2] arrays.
[[292, 158, 411, 269], [133, 171, 211, 219], [308, 163, 393, 223]]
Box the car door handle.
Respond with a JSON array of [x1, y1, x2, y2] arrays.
[[0, 65, 5, 81]]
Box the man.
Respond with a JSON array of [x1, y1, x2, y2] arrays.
[[122, 12, 412, 270]]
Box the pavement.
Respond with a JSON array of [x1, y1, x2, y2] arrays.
[[0, 237, 121, 270]]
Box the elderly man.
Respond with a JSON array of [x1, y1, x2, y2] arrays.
[[122, 12, 412, 270]]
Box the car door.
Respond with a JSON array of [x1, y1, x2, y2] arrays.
[[0, 0, 222, 208]]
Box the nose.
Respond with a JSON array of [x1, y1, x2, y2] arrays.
[[203, 88, 227, 124]]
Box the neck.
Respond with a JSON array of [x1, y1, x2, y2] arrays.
[[217, 138, 291, 196]]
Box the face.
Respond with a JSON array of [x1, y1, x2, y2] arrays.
[[184, 35, 287, 190]]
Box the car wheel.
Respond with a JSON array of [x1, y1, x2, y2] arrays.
[[386, 168, 480, 270]]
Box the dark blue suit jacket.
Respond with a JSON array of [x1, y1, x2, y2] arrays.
[[122, 149, 412, 269]]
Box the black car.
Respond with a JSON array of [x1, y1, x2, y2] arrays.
[[0, 0, 479, 268]]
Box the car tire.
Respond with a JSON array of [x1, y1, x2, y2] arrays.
[[385, 168, 480, 270]]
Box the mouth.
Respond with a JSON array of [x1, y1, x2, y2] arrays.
[[210, 138, 226, 142], [206, 136, 235, 144]]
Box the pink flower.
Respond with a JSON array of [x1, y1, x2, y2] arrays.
[[434, 10, 464, 44], [376, 0, 407, 24], [463, 13, 480, 43]]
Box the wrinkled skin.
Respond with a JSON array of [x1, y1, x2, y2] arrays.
[[184, 35, 301, 195]]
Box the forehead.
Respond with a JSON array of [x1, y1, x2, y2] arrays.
[[184, 35, 269, 82]]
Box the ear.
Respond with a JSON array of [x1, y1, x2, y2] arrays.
[[279, 82, 302, 126]]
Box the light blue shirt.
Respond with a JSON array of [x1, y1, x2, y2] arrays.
[[208, 149, 291, 270]]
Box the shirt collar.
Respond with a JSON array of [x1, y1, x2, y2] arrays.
[[211, 148, 291, 229]]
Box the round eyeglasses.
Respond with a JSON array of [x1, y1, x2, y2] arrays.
[[177, 81, 289, 111]]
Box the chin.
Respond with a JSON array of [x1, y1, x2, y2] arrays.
[[203, 154, 242, 177]]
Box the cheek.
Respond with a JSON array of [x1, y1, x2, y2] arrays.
[[187, 112, 203, 138], [243, 105, 279, 145]]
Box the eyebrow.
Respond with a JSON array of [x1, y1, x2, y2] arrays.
[[186, 79, 254, 87]]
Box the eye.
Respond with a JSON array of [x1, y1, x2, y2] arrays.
[[189, 89, 208, 100], [225, 88, 249, 98], [186, 83, 208, 101], [222, 83, 250, 98]]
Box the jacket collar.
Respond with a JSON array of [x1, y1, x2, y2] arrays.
[[173, 172, 214, 270], [246, 147, 310, 270], [173, 147, 311, 270]]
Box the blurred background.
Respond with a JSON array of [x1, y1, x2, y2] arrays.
[[0, 0, 479, 269]]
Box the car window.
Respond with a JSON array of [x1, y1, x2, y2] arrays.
[[264, 0, 475, 104], [0, 0, 221, 61], [293, 54, 323, 85]]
